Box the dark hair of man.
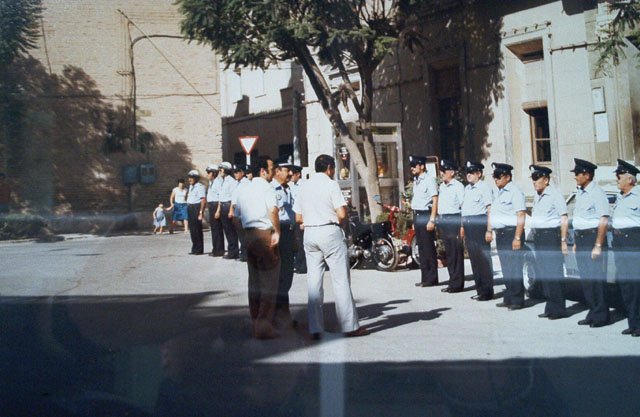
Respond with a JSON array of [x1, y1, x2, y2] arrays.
[[315, 154, 336, 173], [250, 156, 272, 177]]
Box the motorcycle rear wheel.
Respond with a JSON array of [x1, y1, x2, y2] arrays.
[[373, 238, 399, 272]]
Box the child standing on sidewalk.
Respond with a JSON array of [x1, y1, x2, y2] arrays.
[[153, 203, 167, 234]]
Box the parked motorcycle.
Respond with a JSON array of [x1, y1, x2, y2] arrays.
[[347, 200, 399, 272]]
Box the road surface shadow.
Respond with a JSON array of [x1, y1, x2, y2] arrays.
[[1, 293, 639, 417]]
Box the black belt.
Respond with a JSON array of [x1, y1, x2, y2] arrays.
[[188, 203, 201, 206], [413, 210, 432, 214], [305, 222, 339, 227], [440, 213, 461, 217], [613, 227, 640, 236], [462, 214, 487, 218], [575, 228, 598, 238], [495, 226, 516, 235]]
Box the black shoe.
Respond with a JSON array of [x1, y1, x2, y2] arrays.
[[622, 328, 633, 335], [548, 313, 567, 320], [475, 294, 493, 301], [590, 321, 609, 328], [223, 254, 239, 260], [415, 282, 435, 287], [632, 330, 640, 337], [496, 302, 509, 308], [578, 319, 593, 326], [189, 252, 203, 255], [538, 313, 550, 318], [209, 252, 224, 257], [508, 305, 523, 311]]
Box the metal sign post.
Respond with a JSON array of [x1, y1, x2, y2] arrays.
[[239, 136, 259, 165]]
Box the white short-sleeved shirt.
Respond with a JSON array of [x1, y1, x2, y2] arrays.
[[572, 181, 610, 230], [411, 172, 438, 210], [172, 187, 187, 204], [186, 182, 206, 204], [219, 176, 238, 202], [236, 177, 277, 229], [461, 180, 493, 216], [438, 179, 464, 215], [292, 172, 346, 226], [491, 181, 526, 228], [612, 187, 640, 229], [531, 185, 567, 229], [206, 176, 223, 202]]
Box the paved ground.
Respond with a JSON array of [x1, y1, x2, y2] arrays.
[[1, 233, 639, 416]]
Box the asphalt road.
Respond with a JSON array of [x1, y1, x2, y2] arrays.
[[1, 233, 639, 416]]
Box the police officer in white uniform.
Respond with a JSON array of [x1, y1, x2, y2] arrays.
[[217, 162, 240, 259], [231, 164, 250, 262], [571, 158, 610, 328], [186, 169, 206, 255], [530, 165, 569, 320], [438, 159, 465, 293], [461, 161, 494, 301], [293, 154, 368, 339], [273, 155, 296, 328], [206, 164, 225, 257], [409, 155, 439, 287], [612, 159, 640, 337], [235, 156, 281, 339], [492, 163, 527, 310]]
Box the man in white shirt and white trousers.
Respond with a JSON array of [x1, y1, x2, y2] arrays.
[[293, 154, 369, 339]]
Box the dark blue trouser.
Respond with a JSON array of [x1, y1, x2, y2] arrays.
[[575, 228, 609, 324], [438, 214, 465, 290], [187, 203, 204, 254], [414, 210, 438, 285], [463, 215, 494, 297], [496, 227, 525, 306], [534, 228, 566, 316], [613, 228, 640, 330]]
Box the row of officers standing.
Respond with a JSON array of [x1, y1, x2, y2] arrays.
[[410, 155, 640, 337]]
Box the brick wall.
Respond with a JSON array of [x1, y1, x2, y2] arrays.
[[7, 0, 221, 213]]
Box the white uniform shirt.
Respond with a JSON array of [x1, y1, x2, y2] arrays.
[[292, 173, 345, 226], [612, 187, 640, 229], [206, 176, 223, 203], [411, 172, 438, 210], [572, 181, 609, 230], [172, 187, 187, 204], [186, 182, 206, 204], [531, 185, 567, 229], [219, 176, 238, 202], [236, 177, 277, 229], [461, 180, 493, 216], [438, 179, 464, 215], [491, 181, 526, 229]]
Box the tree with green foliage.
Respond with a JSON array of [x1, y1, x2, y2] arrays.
[[177, 0, 424, 218], [0, 0, 42, 68], [596, 0, 640, 73]]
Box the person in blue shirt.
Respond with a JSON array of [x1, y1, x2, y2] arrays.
[[216, 162, 240, 259], [186, 169, 206, 255], [492, 163, 527, 310], [611, 159, 640, 337], [437, 159, 465, 293], [409, 155, 439, 287], [461, 161, 494, 301], [272, 155, 297, 330], [205, 164, 225, 257], [530, 165, 569, 320], [571, 158, 610, 328]]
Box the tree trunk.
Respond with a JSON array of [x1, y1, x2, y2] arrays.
[[293, 43, 383, 220]]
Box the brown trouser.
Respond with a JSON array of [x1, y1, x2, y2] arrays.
[[245, 228, 280, 337]]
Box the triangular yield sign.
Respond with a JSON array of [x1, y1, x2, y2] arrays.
[[239, 136, 259, 154]]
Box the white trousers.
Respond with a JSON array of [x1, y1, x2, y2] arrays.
[[304, 225, 360, 333]]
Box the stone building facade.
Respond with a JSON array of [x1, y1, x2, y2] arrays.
[[305, 0, 639, 207], [4, 0, 222, 213]]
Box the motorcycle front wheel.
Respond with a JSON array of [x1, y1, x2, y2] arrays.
[[372, 238, 399, 272]]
